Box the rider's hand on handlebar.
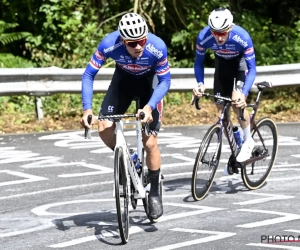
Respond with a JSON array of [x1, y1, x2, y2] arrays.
[[232, 91, 247, 109], [192, 84, 206, 98], [138, 105, 153, 124], [80, 109, 94, 128]]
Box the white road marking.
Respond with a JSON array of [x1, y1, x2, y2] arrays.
[[233, 193, 294, 205], [31, 199, 115, 216], [149, 228, 236, 250], [236, 209, 300, 228], [0, 220, 53, 238], [291, 155, 300, 158], [0, 170, 47, 186], [48, 225, 151, 248], [247, 243, 300, 249], [152, 203, 225, 223], [268, 176, 300, 181], [0, 181, 113, 201], [284, 229, 300, 233]]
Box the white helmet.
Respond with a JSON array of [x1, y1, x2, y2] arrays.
[[208, 7, 233, 32], [118, 13, 148, 40]]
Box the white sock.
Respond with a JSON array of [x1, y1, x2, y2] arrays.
[[243, 125, 251, 142]]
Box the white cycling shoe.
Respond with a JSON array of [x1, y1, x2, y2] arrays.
[[223, 165, 230, 176], [236, 138, 256, 162]]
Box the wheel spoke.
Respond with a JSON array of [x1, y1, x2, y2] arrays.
[[242, 118, 278, 190], [192, 124, 222, 201]]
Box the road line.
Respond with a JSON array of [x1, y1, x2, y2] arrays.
[[233, 193, 294, 205], [247, 243, 300, 249], [284, 229, 300, 233], [0, 221, 53, 238], [149, 228, 235, 250], [48, 225, 151, 248], [0, 170, 47, 186], [0, 181, 113, 201], [31, 199, 115, 216], [236, 209, 300, 228]]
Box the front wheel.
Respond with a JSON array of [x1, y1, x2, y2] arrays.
[[191, 124, 222, 201], [114, 147, 129, 244], [241, 118, 278, 190]]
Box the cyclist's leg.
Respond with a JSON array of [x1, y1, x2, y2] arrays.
[[213, 55, 234, 128], [138, 73, 163, 219], [231, 58, 255, 161], [99, 68, 132, 150], [231, 58, 251, 139], [214, 56, 238, 174]]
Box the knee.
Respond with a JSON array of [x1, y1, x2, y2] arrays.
[[143, 137, 158, 154], [98, 121, 114, 133]]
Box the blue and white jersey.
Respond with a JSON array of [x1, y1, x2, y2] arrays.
[[82, 30, 171, 110], [194, 25, 257, 96]]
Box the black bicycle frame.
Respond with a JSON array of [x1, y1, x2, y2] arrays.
[[219, 102, 239, 157]]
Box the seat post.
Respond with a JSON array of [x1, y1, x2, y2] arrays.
[[134, 97, 140, 112], [134, 97, 140, 121]]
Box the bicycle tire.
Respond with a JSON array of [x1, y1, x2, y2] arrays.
[[191, 124, 222, 201], [241, 117, 278, 190], [114, 147, 129, 244]]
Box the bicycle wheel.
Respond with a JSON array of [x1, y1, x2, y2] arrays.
[[191, 124, 222, 201], [114, 146, 129, 244], [241, 117, 278, 190]]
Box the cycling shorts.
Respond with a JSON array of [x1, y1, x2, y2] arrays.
[[213, 55, 247, 104], [100, 66, 162, 133]]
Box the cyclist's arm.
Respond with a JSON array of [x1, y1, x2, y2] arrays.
[[194, 33, 207, 86], [146, 46, 171, 111], [242, 37, 257, 96], [82, 43, 108, 111]]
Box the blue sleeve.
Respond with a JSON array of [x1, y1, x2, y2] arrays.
[[242, 37, 257, 96], [147, 48, 171, 110], [194, 33, 206, 84], [82, 41, 109, 110]]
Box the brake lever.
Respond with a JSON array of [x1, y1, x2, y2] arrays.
[[191, 96, 201, 110], [139, 111, 151, 136], [234, 98, 246, 121], [239, 108, 246, 121], [84, 114, 93, 139]]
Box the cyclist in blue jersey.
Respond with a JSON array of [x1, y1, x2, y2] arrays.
[[192, 7, 257, 172], [80, 13, 170, 220]]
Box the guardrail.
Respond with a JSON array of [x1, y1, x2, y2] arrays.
[[1, 63, 300, 120]]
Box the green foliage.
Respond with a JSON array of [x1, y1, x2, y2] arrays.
[[0, 20, 33, 67], [0, 96, 36, 124], [0, 53, 35, 68], [0, 20, 31, 45], [25, 0, 103, 68]]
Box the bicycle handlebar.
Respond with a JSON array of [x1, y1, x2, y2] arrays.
[[191, 94, 246, 121], [98, 112, 152, 136]]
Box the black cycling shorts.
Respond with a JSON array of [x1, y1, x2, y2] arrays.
[[213, 56, 247, 104], [100, 66, 162, 133]]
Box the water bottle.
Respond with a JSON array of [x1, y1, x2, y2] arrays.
[[233, 126, 244, 149], [130, 149, 141, 174]]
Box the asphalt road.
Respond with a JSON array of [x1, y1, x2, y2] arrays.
[[1, 123, 300, 250]]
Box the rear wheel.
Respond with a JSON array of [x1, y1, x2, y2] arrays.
[[241, 118, 278, 190], [114, 147, 129, 244], [191, 124, 222, 201]]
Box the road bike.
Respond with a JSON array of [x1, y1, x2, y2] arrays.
[[191, 81, 278, 201], [85, 98, 163, 244]]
